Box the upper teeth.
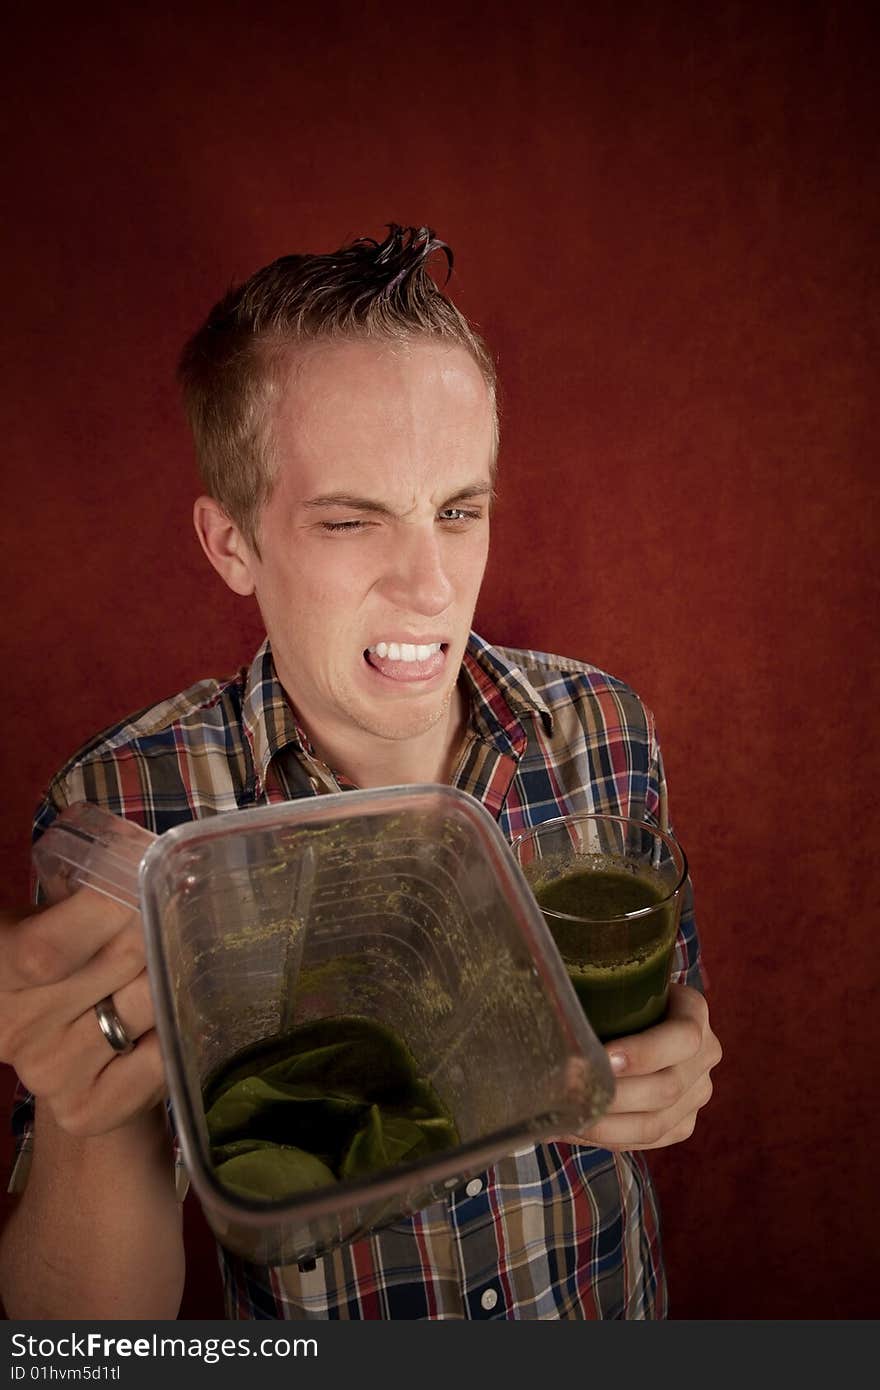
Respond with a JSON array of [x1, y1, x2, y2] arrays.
[[368, 642, 442, 662]]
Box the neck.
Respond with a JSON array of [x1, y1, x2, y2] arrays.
[[299, 682, 470, 790]]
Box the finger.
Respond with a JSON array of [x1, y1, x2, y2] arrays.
[[0, 888, 137, 991], [83, 970, 156, 1069], [601, 1049, 711, 1116], [605, 984, 707, 1076], [562, 1112, 703, 1152], [33, 922, 147, 1028], [665, 981, 710, 1022], [0, 922, 148, 1084], [10, 961, 153, 1097], [0, 922, 147, 1084], [574, 1068, 715, 1151], [52, 1032, 168, 1138], [103, 969, 155, 1045]]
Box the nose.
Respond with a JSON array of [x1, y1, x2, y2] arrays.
[[378, 526, 454, 617]]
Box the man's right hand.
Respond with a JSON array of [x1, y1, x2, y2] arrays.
[[0, 891, 166, 1136]]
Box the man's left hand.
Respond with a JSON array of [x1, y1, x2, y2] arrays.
[[564, 982, 722, 1151]]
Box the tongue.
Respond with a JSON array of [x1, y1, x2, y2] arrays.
[[365, 649, 445, 682]]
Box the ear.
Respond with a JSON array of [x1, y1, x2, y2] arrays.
[[193, 496, 258, 597]]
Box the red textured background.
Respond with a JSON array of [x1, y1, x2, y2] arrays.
[[2, 2, 877, 1320]]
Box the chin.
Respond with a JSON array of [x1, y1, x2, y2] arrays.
[[352, 691, 453, 745]]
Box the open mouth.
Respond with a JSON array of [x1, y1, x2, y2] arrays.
[[363, 641, 449, 682], [367, 641, 443, 663]]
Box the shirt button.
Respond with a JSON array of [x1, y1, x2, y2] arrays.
[[480, 1288, 499, 1312], [465, 1178, 483, 1197]]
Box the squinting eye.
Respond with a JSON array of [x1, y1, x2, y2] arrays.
[[438, 508, 480, 523], [320, 520, 369, 533]]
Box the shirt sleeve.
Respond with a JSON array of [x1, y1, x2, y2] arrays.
[[648, 737, 704, 994]]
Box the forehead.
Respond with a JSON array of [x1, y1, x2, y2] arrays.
[[268, 338, 495, 499]]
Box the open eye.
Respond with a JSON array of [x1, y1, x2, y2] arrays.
[[438, 507, 481, 524]]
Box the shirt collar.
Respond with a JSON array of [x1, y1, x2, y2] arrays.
[[461, 631, 554, 757], [241, 639, 309, 795], [241, 632, 554, 792]]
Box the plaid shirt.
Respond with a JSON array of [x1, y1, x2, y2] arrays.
[[11, 632, 701, 1320]]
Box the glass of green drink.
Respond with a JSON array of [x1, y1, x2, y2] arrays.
[[511, 814, 688, 1042]]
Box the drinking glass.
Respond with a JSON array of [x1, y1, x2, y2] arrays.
[[511, 813, 687, 1041]]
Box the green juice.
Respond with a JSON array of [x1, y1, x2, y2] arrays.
[[534, 867, 675, 1041], [203, 1015, 459, 1205]]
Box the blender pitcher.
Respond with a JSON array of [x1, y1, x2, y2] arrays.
[[33, 784, 614, 1267]]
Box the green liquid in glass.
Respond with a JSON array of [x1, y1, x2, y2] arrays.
[[203, 1015, 459, 1204], [534, 867, 675, 1041]]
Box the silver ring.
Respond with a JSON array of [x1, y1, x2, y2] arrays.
[[94, 995, 135, 1055]]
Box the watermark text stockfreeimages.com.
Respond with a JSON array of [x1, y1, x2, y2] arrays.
[[10, 1331, 317, 1370]]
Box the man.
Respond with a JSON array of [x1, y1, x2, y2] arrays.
[[0, 225, 720, 1319]]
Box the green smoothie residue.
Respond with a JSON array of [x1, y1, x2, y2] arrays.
[[204, 1016, 459, 1203]]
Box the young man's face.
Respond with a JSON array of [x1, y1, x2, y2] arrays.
[[239, 337, 494, 753]]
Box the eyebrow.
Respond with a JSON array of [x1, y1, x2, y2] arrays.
[[301, 481, 495, 516]]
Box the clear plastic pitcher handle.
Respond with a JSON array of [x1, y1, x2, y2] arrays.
[[32, 803, 156, 911]]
